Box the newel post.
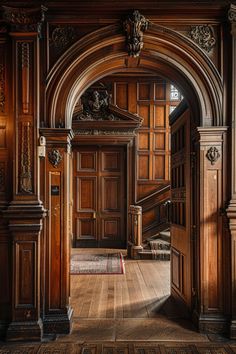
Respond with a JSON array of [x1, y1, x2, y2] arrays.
[[128, 205, 143, 259], [40, 128, 74, 334], [227, 3, 236, 339]]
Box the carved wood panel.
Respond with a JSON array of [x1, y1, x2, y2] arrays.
[[49, 171, 62, 309], [170, 108, 192, 308], [74, 146, 126, 248]]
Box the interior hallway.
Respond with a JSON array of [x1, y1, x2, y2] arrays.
[[59, 249, 209, 342]]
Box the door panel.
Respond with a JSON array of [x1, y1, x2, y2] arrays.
[[74, 146, 126, 248], [170, 109, 192, 309]]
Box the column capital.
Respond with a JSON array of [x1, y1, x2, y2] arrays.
[[2, 5, 47, 37], [40, 128, 74, 146]]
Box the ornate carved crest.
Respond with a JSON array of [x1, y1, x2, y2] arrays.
[[76, 90, 117, 121], [50, 26, 75, 49], [189, 25, 216, 52], [2, 5, 47, 36], [123, 10, 149, 57], [48, 149, 62, 168], [206, 146, 220, 165]]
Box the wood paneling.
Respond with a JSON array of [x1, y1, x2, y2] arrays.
[[115, 83, 128, 110], [170, 108, 192, 308], [154, 106, 166, 127], [101, 76, 179, 201], [74, 146, 126, 248], [16, 242, 35, 307], [49, 171, 62, 309]]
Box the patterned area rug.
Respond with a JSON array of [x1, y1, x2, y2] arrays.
[[70, 253, 125, 274]]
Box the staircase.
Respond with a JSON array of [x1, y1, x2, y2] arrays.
[[128, 185, 171, 260], [139, 229, 171, 260]]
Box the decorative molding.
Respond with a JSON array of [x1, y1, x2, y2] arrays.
[[2, 5, 47, 36], [21, 42, 30, 68], [48, 149, 62, 168], [50, 26, 75, 49], [0, 162, 5, 192], [0, 63, 5, 114], [228, 4, 236, 23], [20, 42, 30, 114], [19, 122, 33, 194], [76, 90, 117, 121], [123, 10, 149, 57], [189, 25, 216, 52], [74, 129, 136, 136], [206, 146, 220, 165]]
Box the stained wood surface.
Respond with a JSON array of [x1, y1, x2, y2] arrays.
[[71, 248, 170, 319], [73, 147, 126, 248]]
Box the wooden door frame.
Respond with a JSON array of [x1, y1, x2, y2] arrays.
[[72, 142, 130, 249]]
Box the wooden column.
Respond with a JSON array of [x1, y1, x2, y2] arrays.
[[194, 127, 228, 334], [40, 128, 73, 334], [129, 205, 143, 259], [0, 25, 11, 339], [2, 6, 47, 341], [227, 4, 236, 339]]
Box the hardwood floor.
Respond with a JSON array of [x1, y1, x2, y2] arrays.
[[71, 248, 170, 319], [67, 249, 209, 342]]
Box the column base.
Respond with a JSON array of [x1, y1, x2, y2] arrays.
[[230, 320, 236, 339], [0, 320, 9, 340], [193, 312, 229, 335], [6, 319, 43, 342], [131, 245, 143, 259], [43, 306, 73, 334]]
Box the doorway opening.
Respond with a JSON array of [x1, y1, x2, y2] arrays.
[[67, 71, 200, 341]]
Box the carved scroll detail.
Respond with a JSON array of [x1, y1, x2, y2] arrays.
[[48, 149, 62, 168], [50, 26, 75, 49], [0, 63, 5, 114], [20, 42, 30, 114], [123, 10, 149, 57], [19, 122, 33, 193], [189, 25, 216, 52], [206, 146, 220, 165]]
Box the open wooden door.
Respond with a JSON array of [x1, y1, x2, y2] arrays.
[[170, 104, 192, 310], [73, 145, 126, 248]]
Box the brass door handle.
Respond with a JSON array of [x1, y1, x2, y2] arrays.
[[93, 212, 96, 219]]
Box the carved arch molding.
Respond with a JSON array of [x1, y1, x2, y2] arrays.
[[46, 14, 223, 130]]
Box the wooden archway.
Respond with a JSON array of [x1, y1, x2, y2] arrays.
[[40, 20, 229, 338], [46, 23, 223, 129]]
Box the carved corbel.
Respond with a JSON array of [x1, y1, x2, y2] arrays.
[[123, 10, 149, 57]]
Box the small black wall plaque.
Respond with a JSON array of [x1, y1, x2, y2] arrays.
[[51, 185, 60, 195]]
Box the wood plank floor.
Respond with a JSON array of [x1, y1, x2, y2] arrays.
[[67, 249, 209, 342], [71, 248, 170, 319]]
